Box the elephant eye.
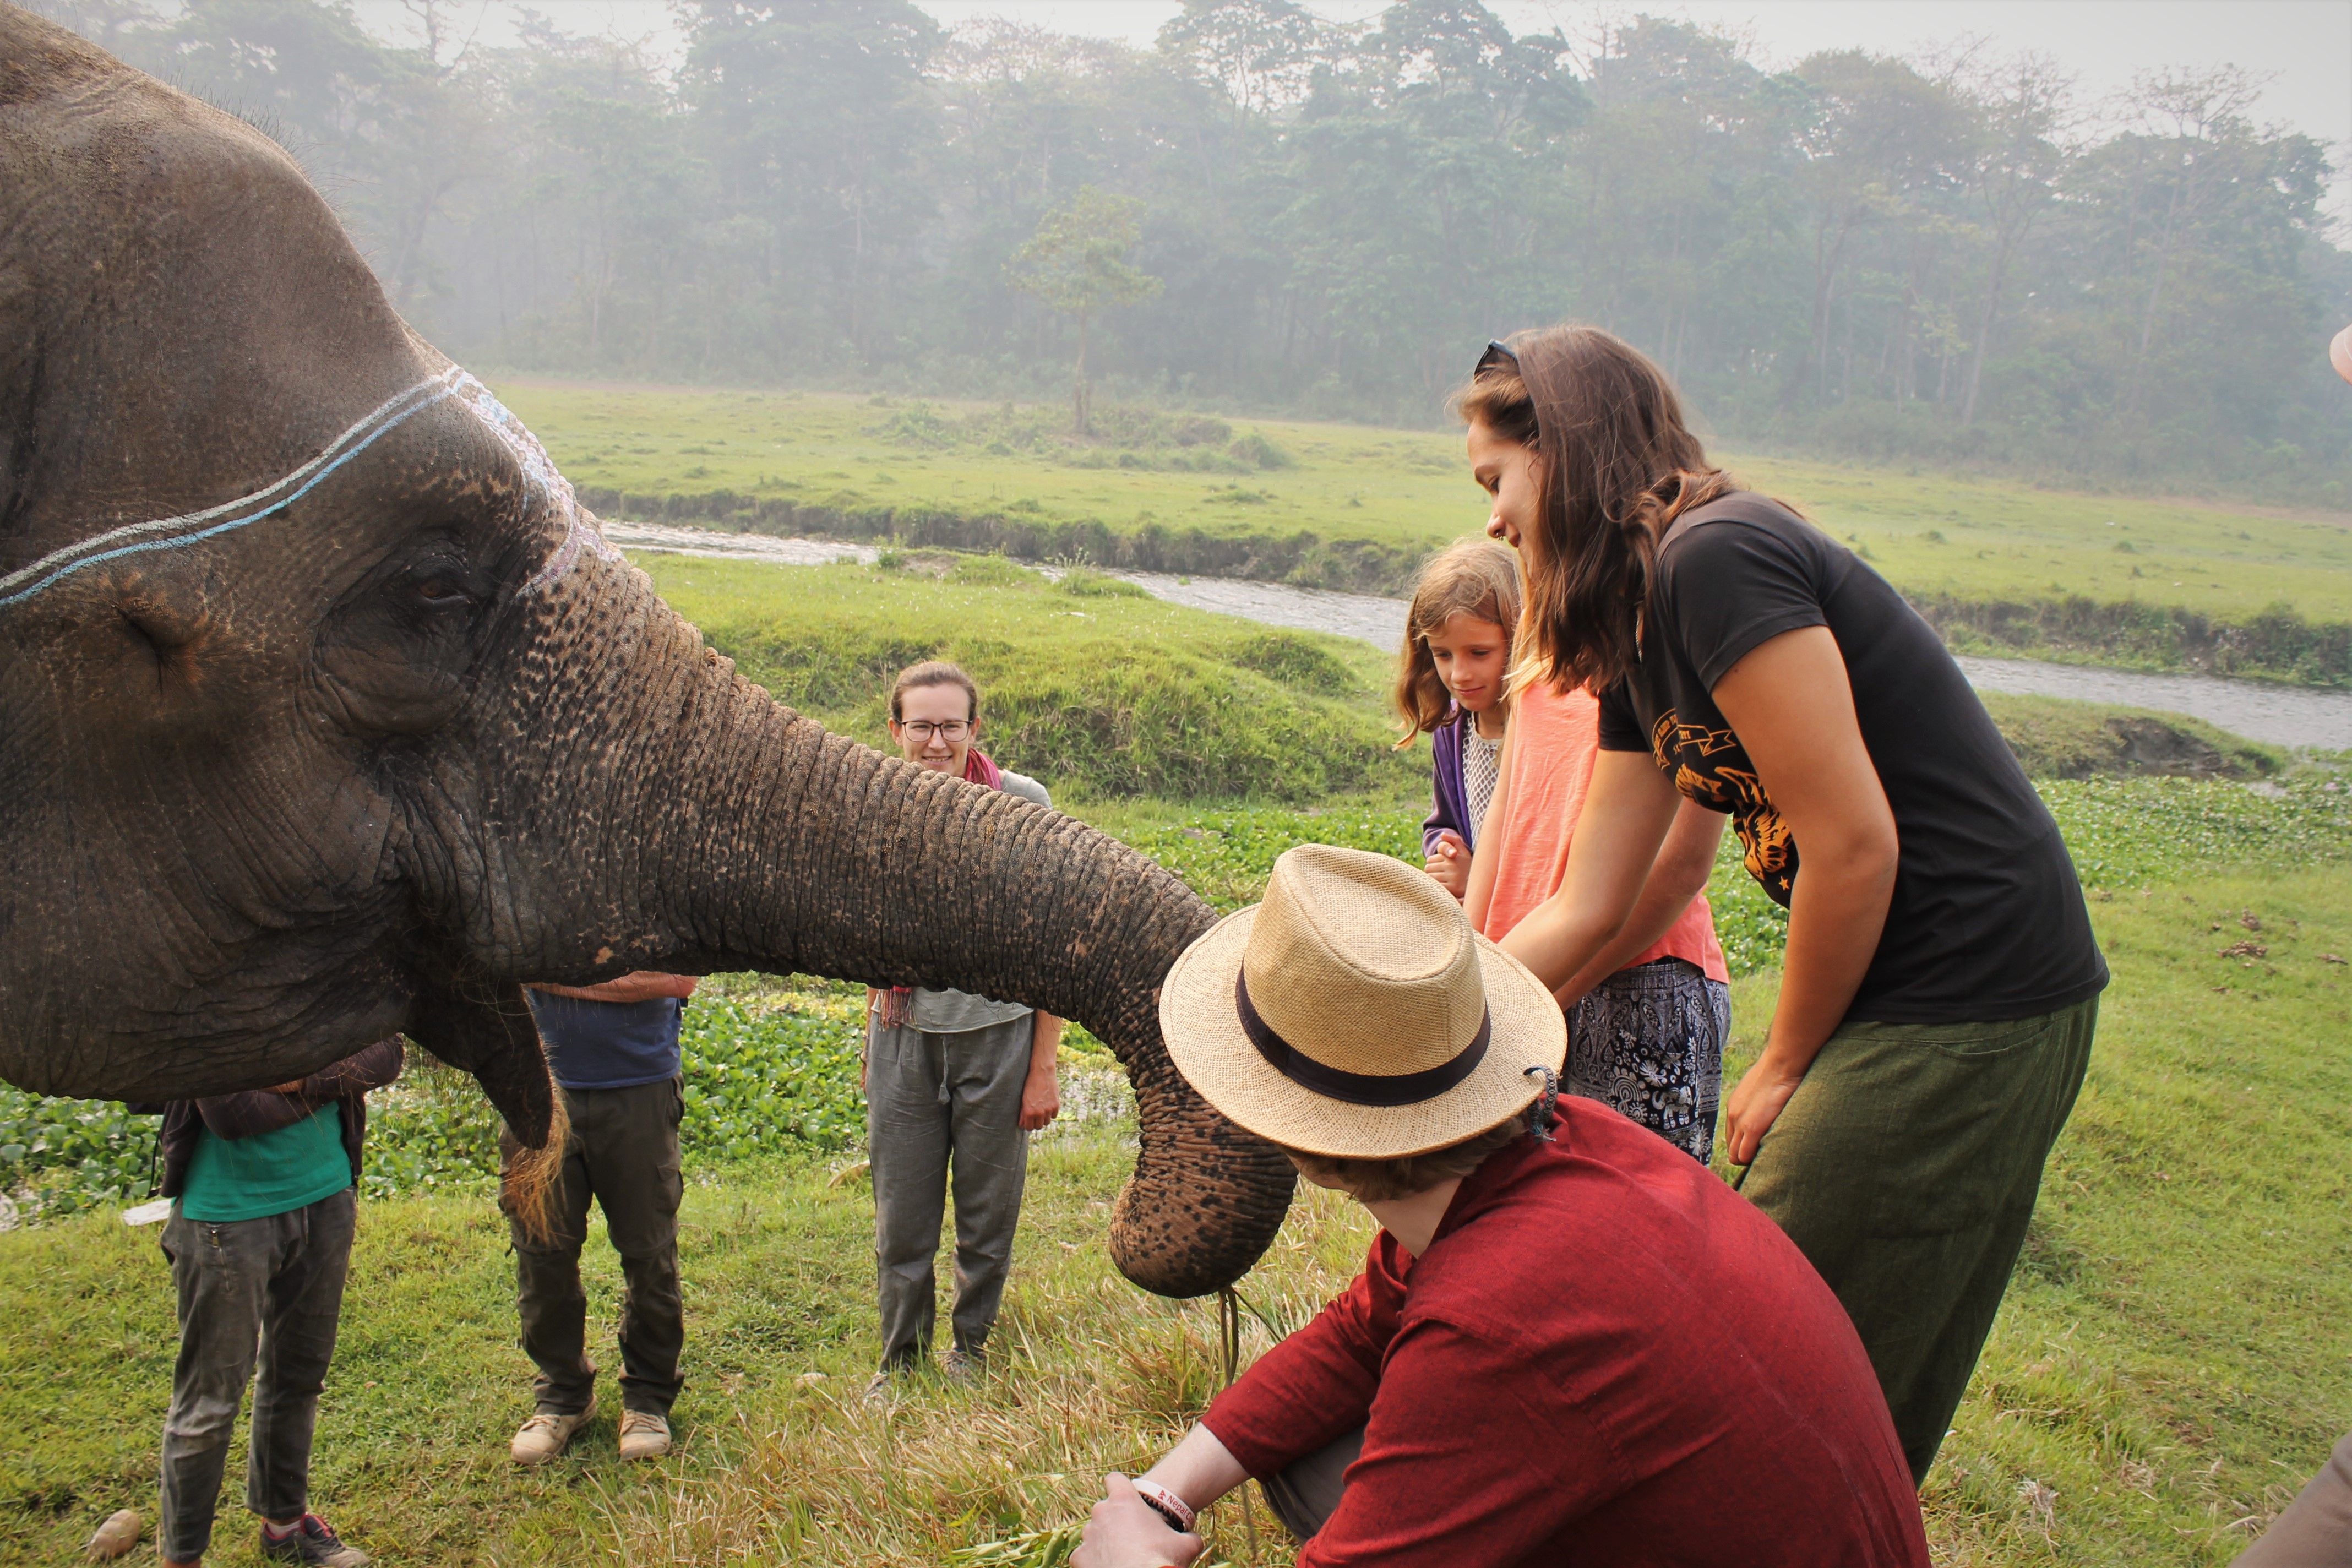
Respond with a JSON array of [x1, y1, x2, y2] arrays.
[[405, 574, 471, 610]]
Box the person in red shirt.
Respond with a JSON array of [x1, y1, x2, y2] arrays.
[[1074, 844, 1929, 1568]]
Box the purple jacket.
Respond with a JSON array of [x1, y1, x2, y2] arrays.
[[1422, 709, 1477, 858]]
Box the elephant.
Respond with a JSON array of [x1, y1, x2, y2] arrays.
[[0, 6, 1293, 1298]]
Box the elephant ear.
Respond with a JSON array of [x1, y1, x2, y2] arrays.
[[405, 978, 568, 1238]]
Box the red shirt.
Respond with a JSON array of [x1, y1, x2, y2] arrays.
[[1202, 1102, 1929, 1567]]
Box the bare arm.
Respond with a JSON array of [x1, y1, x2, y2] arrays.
[[298, 1036, 405, 1101], [1497, 750, 1684, 989], [1068, 1422, 1244, 1568], [197, 1037, 407, 1138], [530, 971, 699, 1004], [1552, 801, 1727, 1006], [1462, 722, 1516, 933], [1021, 1011, 1064, 1131], [1711, 626, 1899, 1165]]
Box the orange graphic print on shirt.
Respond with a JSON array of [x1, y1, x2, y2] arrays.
[[1651, 712, 1798, 903]]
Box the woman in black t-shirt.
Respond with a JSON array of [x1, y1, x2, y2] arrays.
[[1462, 325, 2105, 1486]]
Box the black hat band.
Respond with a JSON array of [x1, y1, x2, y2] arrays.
[[1234, 967, 1491, 1108]]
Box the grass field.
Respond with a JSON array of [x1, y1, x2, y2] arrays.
[[7, 553, 2351, 1564], [637, 552, 1413, 804], [496, 381, 2352, 628], [4, 780, 2351, 1565]]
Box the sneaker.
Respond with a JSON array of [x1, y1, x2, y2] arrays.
[[618, 1410, 672, 1461], [862, 1371, 897, 1410], [258, 1513, 369, 1567], [510, 1397, 597, 1465], [941, 1348, 986, 1385]]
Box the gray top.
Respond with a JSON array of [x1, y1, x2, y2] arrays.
[[908, 769, 1053, 1035]]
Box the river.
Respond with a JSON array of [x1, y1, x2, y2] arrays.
[[603, 522, 2352, 752]]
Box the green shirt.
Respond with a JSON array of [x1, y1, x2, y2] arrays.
[[177, 1104, 352, 1222]]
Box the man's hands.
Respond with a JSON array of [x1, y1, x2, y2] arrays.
[[1072, 1476, 1204, 1568], [1724, 1053, 1805, 1166], [1020, 1060, 1061, 1130], [1424, 829, 1471, 899], [1021, 1012, 1064, 1131]]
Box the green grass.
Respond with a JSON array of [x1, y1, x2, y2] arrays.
[[497, 380, 2352, 630], [6, 774, 2352, 1562], [640, 552, 1415, 804], [9, 555, 2352, 1562], [6, 783, 2352, 1563]]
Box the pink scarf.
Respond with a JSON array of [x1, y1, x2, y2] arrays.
[[877, 748, 1003, 1028]]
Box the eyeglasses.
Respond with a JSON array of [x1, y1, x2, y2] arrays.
[[1474, 339, 1518, 377], [898, 719, 971, 743]]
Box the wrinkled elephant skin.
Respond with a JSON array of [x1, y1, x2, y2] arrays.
[[0, 7, 1293, 1298]]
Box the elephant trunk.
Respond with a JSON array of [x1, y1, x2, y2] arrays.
[[466, 574, 1295, 1297]]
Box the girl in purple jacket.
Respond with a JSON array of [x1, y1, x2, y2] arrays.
[[1392, 538, 1521, 901]]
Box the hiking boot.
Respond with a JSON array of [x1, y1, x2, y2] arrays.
[[862, 1370, 897, 1410], [510, 1397, 597, 1464], [258, 1513, 369, 1567], [618, 1410, 672, 1461], [941, 1348, 986, 1385]]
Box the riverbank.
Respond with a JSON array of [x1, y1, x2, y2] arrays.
[[607, 529, 2352, 756], [503, 380, 2352, 683]]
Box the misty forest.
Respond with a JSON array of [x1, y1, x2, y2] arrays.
[[40, 0, 2352, 505]]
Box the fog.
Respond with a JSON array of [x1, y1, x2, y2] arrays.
[[35, 0, 2352, 502]]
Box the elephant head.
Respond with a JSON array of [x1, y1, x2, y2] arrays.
[[0, 7, 1292, 1298]]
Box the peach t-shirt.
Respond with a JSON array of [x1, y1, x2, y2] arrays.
[[1479, 682, 1729, 983]]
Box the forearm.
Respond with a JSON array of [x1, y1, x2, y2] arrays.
[[1554, 878, 1696, 1005], [1030, 1011, 1064, 1075], [1496, 750, 1679, 986], [1761, 855, 1894, 1076], [1499, 889, 1635, 994], [531, 971, 698, 1004], [1143, 1424, 1250, 1512], [1553, 804, 1725, 1004], [301, 1036, 404, 1100]]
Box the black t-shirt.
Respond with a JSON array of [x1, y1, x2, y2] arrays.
[[1596, 494, 2108, 1023]]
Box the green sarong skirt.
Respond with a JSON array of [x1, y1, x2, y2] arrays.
[[1741, 994, 2098, 1485]]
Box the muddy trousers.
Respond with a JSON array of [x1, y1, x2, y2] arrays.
[[156, 1187, 356, 1564], [501, 1076, 685, 1417], [2233, 1430, 2352, 1566], [1741, 995, 2098, 1485], [867, 1016, 1033, 1369]]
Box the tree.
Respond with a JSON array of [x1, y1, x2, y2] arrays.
[[1004, 186, 1162, 433]]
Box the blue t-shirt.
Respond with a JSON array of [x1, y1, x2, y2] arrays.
[[526, 992, 684, 1090]]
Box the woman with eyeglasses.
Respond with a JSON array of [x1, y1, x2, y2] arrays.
[[1465, 326, 2106, 1487], [861, 660, 1063, 1406]]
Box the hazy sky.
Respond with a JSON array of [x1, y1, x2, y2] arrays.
[[359, 0, 2351, 203]]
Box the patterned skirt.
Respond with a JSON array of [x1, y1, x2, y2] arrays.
[[1565, 957, 1730, 1163]]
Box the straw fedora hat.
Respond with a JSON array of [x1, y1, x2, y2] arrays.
[[1160, 843, 1566, 1159]]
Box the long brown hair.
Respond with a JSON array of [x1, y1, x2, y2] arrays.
[[1391, 537, 1522, 747], [1453, 325, 1733, 695]]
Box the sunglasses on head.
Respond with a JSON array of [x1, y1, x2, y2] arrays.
[[1474, 339, 1518, 377]]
